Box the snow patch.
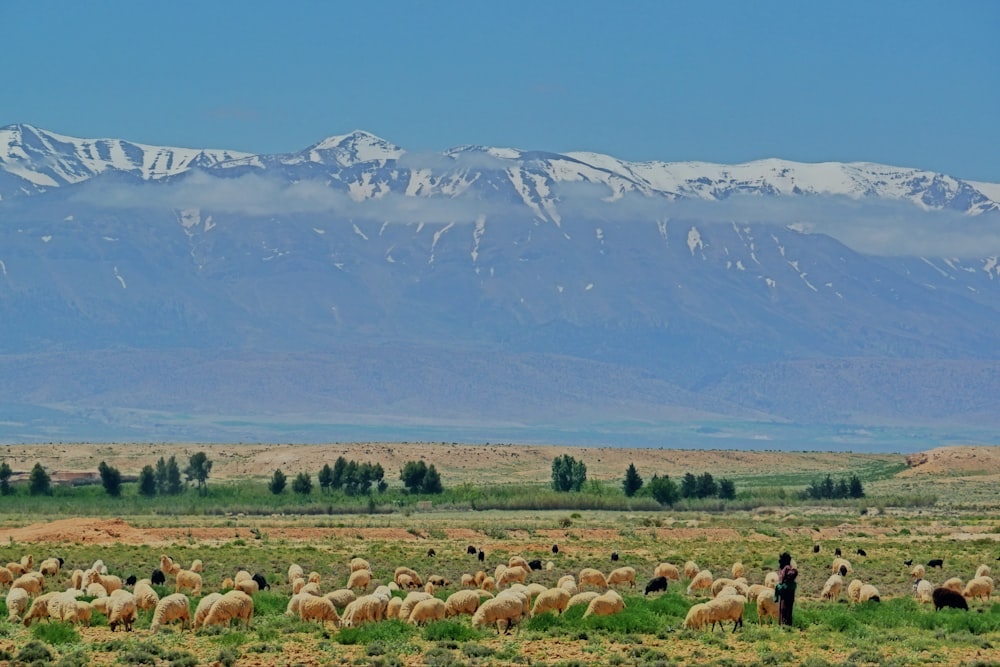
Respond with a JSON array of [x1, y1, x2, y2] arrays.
[[0, 259, 6, 276], [585, 283, 594, 291], [984, 256, 998, 279], [41, 235, 52, 243], [429, 222, 454, 264], [687, 227, 703, 255], [352, 224, 369, 241], [113, 266, 126, 289], [471, 215, 486, 263], [312, 227, 326, 235]]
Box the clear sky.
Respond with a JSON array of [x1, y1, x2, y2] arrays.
[[4, 0, 998, 181]]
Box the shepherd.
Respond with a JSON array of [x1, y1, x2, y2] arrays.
[[774, 552, 798, 627]]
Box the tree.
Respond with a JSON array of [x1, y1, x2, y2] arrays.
[[718, 478, 736, 500], [696, 472, 717, 499], [98, 461, 122, 497], [0, 461, 12, 496], [422, 464, 443, 494], [269, 469, 287, 495], [848, 475, 865, 498], [184, 451, 213, 496], [647, 474, 679, 506], [622, 463, 643, 497], [343, 460, 362, 496], [318, 464, 333, 493], [292, 472, 313, 495], [551, 455, 587, 492], [330, 456, 347, 491], [835, 478, 850, 500], [165, 456, 184, 495], [155, 457, 168, 494], [28, 462, 51, 496], [680, 472, 698, 498], [138, 465, 157, 497], [400, 460, 428, 493]]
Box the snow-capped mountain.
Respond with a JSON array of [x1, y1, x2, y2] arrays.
[[2, 124, 1000, 444]]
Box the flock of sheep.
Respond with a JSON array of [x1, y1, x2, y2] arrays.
[[0, 545, 995, 637]]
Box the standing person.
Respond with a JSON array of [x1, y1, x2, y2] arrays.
[[775, 552, 798, 627]]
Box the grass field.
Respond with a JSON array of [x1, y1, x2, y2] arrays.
[[0, 443, 997, 666]]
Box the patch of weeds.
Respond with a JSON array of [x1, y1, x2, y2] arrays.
[[423, 620, 480, 642], [16, 641, 54, 665], [559, 516, 573, 528], [55, 649, 91, 667], [758, 651, 795, 665], [218, 648, 241, 667], [31, 621, 81, 645], [245, 643, 281, 654], [119, 642, 163, 665], [461, 642, 494, 658], [335, 619, 416, 649], [422, 647, 461, 667], [0, 649, 11, 662], [162, 649, 199, 667]]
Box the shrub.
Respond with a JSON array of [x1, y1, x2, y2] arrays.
[[31, 621, 81, 645]]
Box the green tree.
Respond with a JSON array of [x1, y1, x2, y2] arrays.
[[318, 464, 333, 493], [98, 461, 122, 497], [184, 451, 213, 496], [696, 472, 717, 499], [292, 472, 313, 495], [551, 455, 587, 492], [165, 456, 184, 495], [848, 474, 865, 498], [647, 474, 679, 506], [622, 463, 643, 497], [400, 460, 428, 493], [269, 469, 287, 495], [28, 462, 51, 496], [718, 478, 736, 500], [343, 460, 361, 496], [0, 461, 12, 496], [330, 456, 347, 491], [138, 465, 157, 497], [821, 474, 836, 499], [421, 464, 443, 494], [155, 457, 168, 494], [680, 472, 698, 498], [835, 478, 850, 499]]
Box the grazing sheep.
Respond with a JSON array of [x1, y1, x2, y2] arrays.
[[69, 600, 93, 627], [716, 585, 740, 598], [523, 582, 548, 602], [204, 590, 254, 629], [285, 593, 305, 617], [6, 587, 29, 622], [193, 593, 224, 630], [235, 578, 259, 596], [943, 577, 964, 593], [252, 573, 270, 591], [559, 579, 579, 596], [731, 562, 745, 579], [174, 570, 202, 596], [975, 565, 991, 579], [86, 582, 109, 598], [45, 592, 78, 624], [189, 559, 203, 573], [233, 570, 252, 585], [927, 558, 944, 569], [764, 571, 779, 588], [509, 556, 530, 570], [150, 593, 191, 632], [299, 582, 322, 597], [472, 593, 524, 634], [856, 549, 867, 557], [428, 575, 448, 587], [528, 559, 543, 571], [460, 574, 476, 588], [350, 557, 371, 572], [610, 551, 619, 562], [711, 578, 739, 597], [687, 570, 713, 596], [608, 566, 636, 589], [409, 597, 446, 625], [683, 561, 700, 579], [644, 576, 668, 596], [705, 594, 746, 632], [385, 596, 403, 619], [583, 590, 626, 618], [481, 576, 496, 592], [395, 574, 414, 590], [914, 579, 934, 604], [831, 558, 852, 575], [934, 586, 969, 610], [341, 592, 391, 627], [683, 602, 711, 630], [654, 563, 680, 581], [756, 588, 778, 624], [445, 589, 483, 617], [288, 563, 304, 584], [12, 574, 42, 596], [497, 566, 528, 588], [125, 575, 137, 587], [323, 589, 357, 610], [22, 555, 34, 570], [467, 545, 478, 555], [963, 577, 993, 601], [911, 564, 926, 580], [221, 577, 235, 590], [579, 568, 609, 592], [394, 566, 423, 588], [478, 550, 485, 562], [133, 580, 160, 611], [308, 571, 322, 586], [847, 579, 864, 603], [747, 584, 768, 600], [858, 584, 880, 602], [531, 587, 570, 616], [298, 595, 339, 625], [88, 571, 123, 596], [107, 590, 137, 632], [567, 591, 601, 609], [291, 577, 307, 594], [159, 555, 180, 576], [22, 592, 57, 627], [39, 557, 62, 577], [0, 566, 14, 586], [821, 574, 844, 601], [398, 591, 433, 622], [5, 562, 25, 576], [151, 569, 166, 586]]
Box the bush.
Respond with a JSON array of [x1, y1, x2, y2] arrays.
[[31, 620, 81, 645]]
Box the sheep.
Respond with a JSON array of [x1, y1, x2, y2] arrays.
[[308, 571, 322, 586], [610, 551, 619, 562], [716, 585, 739, 598], [234, 578, 259, 596], [731, 562, 745, 579], [395, 574, 414, 590], [341, 592, 391, 627], [428, 575, 448, 588], [68, 600, 93, 627], [705, 594, 746, 632], [398, 591, 433, 622], [481, 576, 496, 592], [0, 566, 13, 586], [497, 565, 528, 588], [478, 550, 485, 562], [684, 602, 711, 630], [107, 590, 137, 632], [821, 574, 844, 601], [159, 555, 180, 576], [424, 582, 435, 596], [532, 587, 570, 616], [6, 586, 29, 622], [559, 579, 579, 596], [914, 579, 934, 604], [408, 597, 446, 625], [45, 592, 78, 624], [234, 570, 252, 585], [298, 595, 339, 626], [5, 562, 26, 576], [567, 591, 600, 609], [286, 593, 306, 617], [654, 562, 680, 581], [22, 592, 57, 627], [300, 582, 322, 597], [12, 573, 42, 596], [174, 570, 202, 596], [579, 567, 609, 591], [911, 564, 926, 580], [831, 557, 852, 575], [764, 571, 779, 588], [608, 566, 636, 589], [943, 577, 964, 593], [39, 557, 62, 577], [711, 578, 740, 597], [847, 579, 863, 602], [204, 590, 254, 629], [292, 577, 307, 594], [551, 544, 559, 554], [474, 570, 487, 586], [471, 594, 524, 634], [644, 576, 668, 596], [385, 596, 403, 619], [975, 565, 991, 579], [963, 576, 993, 601], [756, 588, 778, 624], [509, 556, 530, 570], [125, 575, 137, 586], [22, 555, 34, 570], [350, 557, 371, 572], [151, 569, 166, 586], [528, 559, 543, 571], [583, 590, 626, 618], [288, 563, 304, 584], [467, 545, 477, 555], [856, 548, 867, 557], [460, 573, 476, 588], [523, 582, 548, 602], [858, 584, 880, 603], [445, 589, 483, 617], [252, 573, 269, 591], [324, 589, 357, 610], [687, 569, 713, 596], [189, 559, 203, 573], [87, 570, 123, 596], [494, 564, 507, 582], [150, 593, 191, 632], [927, 558, 944, 569], [933, 586, 969, 610], [813, 544, 821, 553], [193, 593, 224, 629], [394, 566, 423, 588], [683, 561, 700, 579]]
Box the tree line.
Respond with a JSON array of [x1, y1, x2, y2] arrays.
[[269, 457, 443, 496], [803, 474, 865, 500]]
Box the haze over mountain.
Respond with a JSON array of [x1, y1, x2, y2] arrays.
[[2, 124, 999, 448]]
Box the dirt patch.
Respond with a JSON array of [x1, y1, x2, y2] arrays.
[[901, 445, 1000, 476], [0, 517, 152, 544]]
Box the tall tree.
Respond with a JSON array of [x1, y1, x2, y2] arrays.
[[422, 464, 443, 494], [28, 462, 51, 496], [0, 461, 12, 496], [696, 472, 717, 499], [400, 460, 428, 493], [184, 451, 213, 496], [269, 469, 287, 495], [318, 463, 333, 493], [292, 472, 313, 495], [551, 455, 587, 492], [718, 478, 736, 500], [622, 463, 643, 497], [680, 472, 698, 498], [138, 465, 157, 497], [648, 474, 679, 506], [848, 475, 865, 499], [155, 456, 168, 494], [98, 461, 122, 497], [165, 456, 184, 495], [330, 456, 347, 491]]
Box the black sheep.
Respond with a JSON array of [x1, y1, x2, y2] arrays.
[[252, 572, 270, 591], [477, 550, 485, 562], [528, 559, 543, 571], [151, 569, 166, 585], [427, 548, 436, 557], [857, 548, 867, 557], [904, 559, 913, 567], [644, 576, 668, 596], [927, 558, 944, 569], [932, 587, 968, 611], [467, 545, 477, 555], [610, 551, 619, 562], [839, 565, 848, 577], [812, 544, 820, 553], [125, 575, 137, 587], [834, 547, 842, 556], [551, 544, 559, 554]]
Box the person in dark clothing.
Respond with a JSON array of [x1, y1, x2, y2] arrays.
[[775, 552, 798, 627]]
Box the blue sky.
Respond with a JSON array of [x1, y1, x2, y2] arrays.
[[4, 1, 998, 180]]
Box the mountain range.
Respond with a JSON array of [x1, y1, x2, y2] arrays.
[[1, 123, 999, 447]]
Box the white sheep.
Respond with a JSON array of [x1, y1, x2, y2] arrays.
[[531, 587, 570, 616], [706, 594, 746, 632], [471, 594, 523, 634], [4, 562, 24, 577], [235, 578, 259, 596], [204, 590, 254, 629], [914, 579, 934, 603], [711, 578, 738, 597], [45, 592, 78, 623], [683, 561, 700, 579], [847, 579, 864, 602], [858, 584, 880, 602], [308, 571, 322, 586], [133, 580, 160, 611], [687, 569, 713, 596], [747, 584, 767, 601], [756, 588, 778, 624], [579, 568, 609, 591], [831, 557, 853, 575], [943, 577, 964, 593], [975, 565, 991, 579], [341, 592, 390, 627], [910, 564, 926, 580], [567, 591, 600, 609], [460, 573, 476, 588], [174, 570, 202, 596], [89, 558, 105, 574], [654, 563, 680, 581], [497, 566, 528, 588], [350, 557, 371, 572], [508, 556, 530, 570], [189, 559, 204, 573], [12, 574, 43, 595], [608, 566, 636, 589], [408, 597, 446, 625], [234, 570, 252, 585], [444, 589, 482, 617], [6, 587, 29, 622], [285, 593, 306, 617], [22, 592, 57, 627], [583, 590, 626, 618], [684, 602, 711, 629], [523, 582, 549, 602], [159, 555, 181, 576], [480, 575, 496, 592], [716, 585, 739, 598], [86, 582, 109, 598], [39, 557, 62, 577], [394, 566, 423, 588], [287, 563, 304, 584], [398, 591, 433, 622], [731, 562, 745, 579], [386, 596, 403, 619], [764, 571, 779, 588], [0, 566, 13, 586], [150, 593, 191, 632], [193, 593, 224, 629], [299, 595, 340, 625], [324, 589, 357, 610], [347, 569, 371, 591], [821, 574, 844, 600], [964, 576, 993, 601], [70, 600, 93, 626], [107, 590, 137, 632]]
